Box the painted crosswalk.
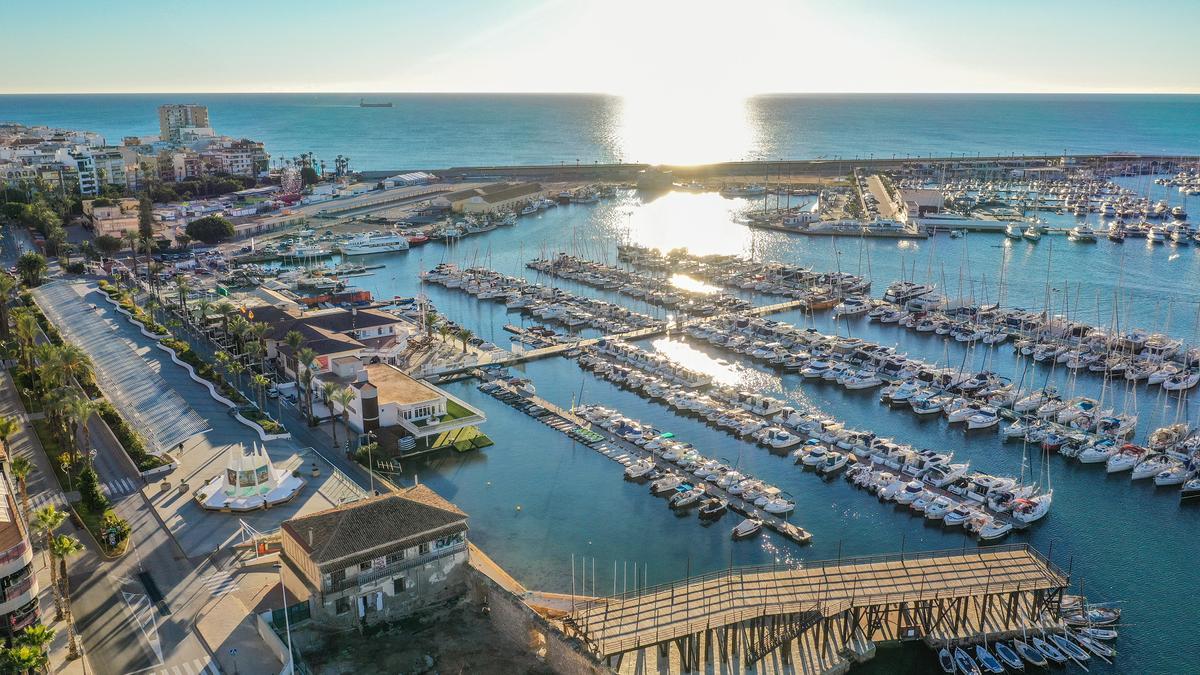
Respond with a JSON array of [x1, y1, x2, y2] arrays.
[[200, 570, 239, 598], [27, 491, 67, 510], [149, 657, 221, 675], [101, 477, 141, 497]]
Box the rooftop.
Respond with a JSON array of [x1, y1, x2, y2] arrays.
[[365, 363, 441, 405], [281, 485, 467, 568]]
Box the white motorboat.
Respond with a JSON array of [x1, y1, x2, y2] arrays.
[[339, 231, 411, 255], [817, 451, 850, 475], [624, 459, 655, 480], [650, 474, 684, 494], [894, 480, 925, 505], [1077, 438, 1119, 463], [977, 517, 1013, 541], [943, 504, 975, 527], [967, 406, 1001, 430], [924, 495, 956, 520], [762, 498, 795, 515], [731, 517, 763, 540]]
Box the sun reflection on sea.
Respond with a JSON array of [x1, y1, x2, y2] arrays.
[[669, 274, 720, 295], [619, 191, 755, 257], [649, 337, 780, 393]]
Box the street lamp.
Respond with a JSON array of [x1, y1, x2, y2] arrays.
[[274, 563, 294, 675]]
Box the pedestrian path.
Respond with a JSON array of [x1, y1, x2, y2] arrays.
[[199, 569, 240, 598], [144, 656, 221, 675], [101, 476, 141, 498], [27, 490, 67, 510]]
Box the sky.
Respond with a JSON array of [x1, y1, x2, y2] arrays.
[[5, 0, 1200, 94]]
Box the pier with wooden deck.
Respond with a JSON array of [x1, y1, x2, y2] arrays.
[[561, 543, 1068, 674]]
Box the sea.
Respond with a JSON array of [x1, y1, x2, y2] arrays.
[[3, 93, 1200, 169], [5, 93, 1200, 672]]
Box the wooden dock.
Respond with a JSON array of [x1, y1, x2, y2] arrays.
[[563, 544, 1068, 672]]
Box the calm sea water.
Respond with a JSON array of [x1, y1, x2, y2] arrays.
[[2, 93, 1200, 169], [261, 190, 1197, 673]]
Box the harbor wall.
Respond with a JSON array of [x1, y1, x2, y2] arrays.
[[359, 153, 1197, 183], [465, 564, 607, 675]]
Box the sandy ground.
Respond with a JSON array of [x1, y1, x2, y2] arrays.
[[295, 597, 553, 675]]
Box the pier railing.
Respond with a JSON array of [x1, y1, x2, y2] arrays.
[[580, 542, 1064, 605]]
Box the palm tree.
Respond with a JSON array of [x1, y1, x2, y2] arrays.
[[320, 381, 337, 424], [299, 368, 315, 422], [228, 315, 250, 357], [295, 347, 316, 418], [50, 534, 84, 659], [32, 505, 66, 619], [0, 273, 17, 340], [457, 328, 473, 354], [424, 310, 438, 338], [174, 276, 191, 321], [63, 395, 95, 467], [9, 455, 32, 524], [438, 323, 451, 344], [17, 623, 54, 657], [227, 361, 246, 391], [4, 644, 46, 673], [55, 343, 92, 390], [194, 298, 212, 335], [284, 330, 304, 377], [214, 301, 236, 343], [14, 310, 38, 374], [249, 321, 270, 371], [123, 230, 140, 282], [251, 374, 270, 410], [0, 416, 18, 461], [332, 387, 357, 449]]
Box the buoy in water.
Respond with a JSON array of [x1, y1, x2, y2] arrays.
[[515, 505, 522, 512]]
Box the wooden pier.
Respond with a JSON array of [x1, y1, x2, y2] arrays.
[[562, 544, 1068, 674]]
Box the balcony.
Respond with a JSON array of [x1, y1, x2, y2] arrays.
[[3, 576, 34, 604], [0, 542, 27, 568], [325, 541, 466, 595]]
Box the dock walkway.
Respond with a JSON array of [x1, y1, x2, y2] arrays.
[[565, 544, 1068, 672]]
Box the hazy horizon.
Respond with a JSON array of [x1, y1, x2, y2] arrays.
[[7, 0, 1200, 96]]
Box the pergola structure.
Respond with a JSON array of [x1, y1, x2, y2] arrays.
[[33, 281, 211, 455]]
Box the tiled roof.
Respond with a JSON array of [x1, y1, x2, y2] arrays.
[[281, 485, 467, 568]]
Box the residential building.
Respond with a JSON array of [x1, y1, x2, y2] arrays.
[[158, 104, 211, 142], [250, 302, 416, 374], [280, 486, 469, 627], [82, 198, 143, 237], [0, 469, 40, 636]]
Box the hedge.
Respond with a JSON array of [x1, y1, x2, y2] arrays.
[[95, 401, 166, 471]]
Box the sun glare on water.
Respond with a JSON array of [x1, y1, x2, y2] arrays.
[[615, 91, 757, 166]]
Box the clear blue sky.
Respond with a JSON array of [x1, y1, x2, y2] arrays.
[[7, 0, 1199, 94]]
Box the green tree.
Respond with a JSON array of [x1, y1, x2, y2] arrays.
[[94, 234, 123, 257], [8, 453, 32, 524], [49, 533, 84, 659], [457, 328, 473, 354], [300, 166, 319, 186], [175, 232, 192, 250], [79, 467, 109, 514], [251, 373, 270, 410], [137, 195, 154, 238], [3, 644, 46, 672], [16, 251, 47, 286], [32, 505, 66, 619], [185, 215, 235, 244], [0, 273, 16, 340], [332, 386, 356, 450], [284, 330, 304, 376]]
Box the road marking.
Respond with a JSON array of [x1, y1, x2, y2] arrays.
[[200, 570, 239, 597], [102, 478, 140, 497], [28, 491, 66, 509], [180, 660, 196, 675], [121, 591, 163, 665]]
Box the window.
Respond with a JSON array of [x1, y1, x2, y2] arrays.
[[386, 551, 405, 565], [359, 561, 372, 572], [393, 577, 408, 594], [335, 597, 350, 614], [418, 542, 430, 555], [329, 569, 345, 585]]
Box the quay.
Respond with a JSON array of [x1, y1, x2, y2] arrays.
[[562, 543, 1068, 674], [477, 378, 814, 547]]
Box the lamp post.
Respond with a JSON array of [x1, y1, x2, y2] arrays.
[[274, 563, 294, 675]]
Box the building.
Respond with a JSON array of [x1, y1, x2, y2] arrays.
[[439, 182, 544, 213], [249, 302, 416, 374], [0, 467, 40, 636], [82, 198, 142, 237], [280, 486, 469, 626], [321, 360, 485, 453], [158, 104, 211, 142]]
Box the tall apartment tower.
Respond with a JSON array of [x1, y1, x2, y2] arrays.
[[158, 104, 211, 142]]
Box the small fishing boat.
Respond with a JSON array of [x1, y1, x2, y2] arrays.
[[954, 647, 981, 675], [937, 646, 955, 673], [1011, 639, 1048, 667], [1031, 636, 1067, 664], [1048, 633, 1090, 662], [698, 498, 728, 520], [975, 645, 1005, 674], [1077, 627, 1118, 641], [731, 517, 763, 540], [992, 641, 1025, 671], [1063, 606, 1121, 626], [1073, 633, 1116, 657]]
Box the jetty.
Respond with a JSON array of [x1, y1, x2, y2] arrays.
[[563, 543, 1068, 674]]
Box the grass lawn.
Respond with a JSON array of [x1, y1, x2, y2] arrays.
[[77, 506, 129, 556], [444, 399, 474, 420]]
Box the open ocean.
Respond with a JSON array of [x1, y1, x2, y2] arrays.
[[6, 93, 1200, 672], [2, 93, 1200, 169]]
